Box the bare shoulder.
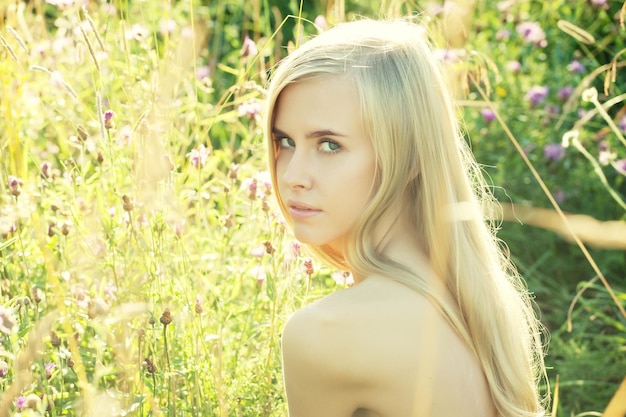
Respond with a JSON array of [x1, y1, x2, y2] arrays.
[[282, 276, 496, 417]]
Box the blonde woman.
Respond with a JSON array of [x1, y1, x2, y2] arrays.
[[265, 19, 547, 417]]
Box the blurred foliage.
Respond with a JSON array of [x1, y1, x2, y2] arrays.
[[0, 0, 624, 416]]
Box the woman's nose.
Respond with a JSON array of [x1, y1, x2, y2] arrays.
[[279, 149, 313, 190]]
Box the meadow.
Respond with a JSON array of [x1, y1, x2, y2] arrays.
[[0, 0, 625, 416]]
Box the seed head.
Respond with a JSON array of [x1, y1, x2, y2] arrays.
[[144, 357, 157, 374], [8, 175, 21, 197], [263, 241, 275, 255], [50, 330, 62, 348], [77, 125, 89, 142], [122, 195, 134, 212], [303, 258, 314, 276], [194, 296, 203, 314], [160, 308, 172, 326]]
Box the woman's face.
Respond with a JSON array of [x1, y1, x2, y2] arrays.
[[272, 75, 377, 253]]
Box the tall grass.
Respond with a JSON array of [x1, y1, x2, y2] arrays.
[[0, 1, 624, 416]]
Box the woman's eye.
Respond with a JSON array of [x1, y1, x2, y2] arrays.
[[276, 137, 295, 148], [320, 140, 340, 153]]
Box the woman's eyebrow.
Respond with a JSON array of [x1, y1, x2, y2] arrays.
[[272, 127, 347, 139]]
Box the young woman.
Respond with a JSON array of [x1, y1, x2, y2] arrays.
[[265, 18, 547, 417]]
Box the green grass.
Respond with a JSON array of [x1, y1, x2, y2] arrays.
[[0, 0, 625, 416]]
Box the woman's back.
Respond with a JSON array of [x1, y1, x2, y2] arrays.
[[282, 275, 497, 417]]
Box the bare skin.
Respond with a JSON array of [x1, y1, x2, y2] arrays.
[[281, 274, 498, 417], [275, 75, 498, 417]]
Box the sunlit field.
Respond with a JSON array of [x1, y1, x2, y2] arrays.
[[0, 0, 625, 416]]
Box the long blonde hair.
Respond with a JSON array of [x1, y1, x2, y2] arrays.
[[265, 19, 546, 417]]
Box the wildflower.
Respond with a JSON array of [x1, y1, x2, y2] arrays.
[[590, 0, 607, 7], [0, 306, 17, 334], [60, 221, 71, 236], [291, 241, 302, 258], [480, 108, 496, 124], [557, 86, 574, 102], [229, 163, 240, 180], [249, 265, 267, 285], [122, 195, 134, 212], [243, 178, 258, 200], [125, 23, 149, 41], [104, 110, 115, 130], [50, 331, 62, 348], [433, 48, 466, 63], [615, 159, 626, 176], [194, 296, 203, 314], [8, 175, 21, 196], [599, 149, 614, 165], [516, 22, 547, 47], [144, 357, 157, 374], [314, 15, 328, 31], [160, 308, 172, 326], [303, 258, 314, 276], [159, 19, 177, 35], [544, 143, 565, 162], [41, 162, 52, 179], [263, 241, 275, 255], [495, 29, 510, 40], [186, 144, 211, 168], [117, 125, 133, 146], [618, 115, 626, 132], [250, 244, 265, 258], [567, 60, 586, 74], [15, 396, 27, 411], [331, 271, 355, 286], [506, 60, 522, 73], [0, 360, 8, 377], [77, 125, 89, 141], [525, 86, 549, 108], [196, 65, 210, 81], [45, 362, 55, 379], [237, 100, 261, 119], [240, 34, 258, 58]]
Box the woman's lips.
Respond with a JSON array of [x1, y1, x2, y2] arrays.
[[287, 201, 322, 220]]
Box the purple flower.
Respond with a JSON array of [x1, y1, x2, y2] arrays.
[[15, 396, 27, 411], [618, 115, 626, 132], [8, 175, 21, 196], [591, 0, 607, 7], [544, 143, 565, 162], [433, 48, 466, 63], [525, 86, 549, 108], [615, 159, 626, 176], [506, 60, 522, 73], [567, 60, 586, 73], [0, 360, 8, 377], [241, 34, 258, 58], [104, 110, 115, 130], [480, 108, 496, 124], [45, 362, 55, 379], [237, 100, 261, 119], [496, 29, 511, 40], [186, 144, 211, 168], [196, 65, 210, 81], [516, 22, 547, 47], [557, 86, 574, 101]]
